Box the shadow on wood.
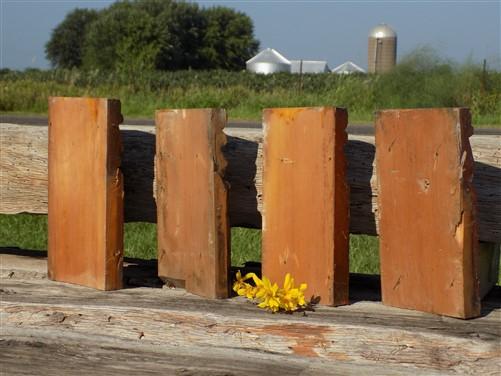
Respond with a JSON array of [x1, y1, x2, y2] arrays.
[[346, 140, 377, 235], [474, 161, 501, 243], [122, 130, 156, 223], [224, 135, 261, 228]]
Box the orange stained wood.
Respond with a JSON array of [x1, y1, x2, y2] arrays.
[[155, 109, 230, 298], [48, 97, 124, 290], [262, 107, 350, 306], [376, 108, 480, 319]]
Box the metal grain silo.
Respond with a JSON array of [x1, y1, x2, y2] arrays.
[[368, 24, 397, 73], [246, 48, 291, 74]]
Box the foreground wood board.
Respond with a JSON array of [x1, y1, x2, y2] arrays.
[[1, 252, 500, 376], [262, 107, 349, 306], [376, 108, 480, 318], [156, 109, 230, 298], [1, 124, 500, 243], [47, 98, 123, 290]]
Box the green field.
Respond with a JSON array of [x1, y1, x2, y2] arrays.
[[1, 214, 498, 285], [1, 55, 500, 126]]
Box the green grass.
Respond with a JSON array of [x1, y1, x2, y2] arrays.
[[0, 214, 380, 274], [2, 214, 499, 286], [0, 214, 49, 251], [231, 228, 261, 266], [349, 234, 380, 274]]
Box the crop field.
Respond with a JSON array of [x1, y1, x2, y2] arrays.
[[1, 213, 499, 285], [1, 57, 500, 126]]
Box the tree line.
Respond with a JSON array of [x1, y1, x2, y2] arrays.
[[45, 0, 260, 71]]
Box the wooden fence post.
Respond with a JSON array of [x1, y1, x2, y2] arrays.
[[48, 97, 124, 290], [262, 107, 349, 306], [375, 108, 481, 318], [155, 109, 230, 298]]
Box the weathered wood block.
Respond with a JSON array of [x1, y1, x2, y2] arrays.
[[155, 109, 230, 298], [48, 97, 124, 290], [376, 108, 480, 318], [262, 107, 350, 306]]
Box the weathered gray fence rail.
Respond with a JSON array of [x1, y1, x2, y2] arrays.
[[1, 252, 500, 375], [1, 123, 500, 242]]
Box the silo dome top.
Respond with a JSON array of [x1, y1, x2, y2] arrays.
[[369, 24, 396, 38]]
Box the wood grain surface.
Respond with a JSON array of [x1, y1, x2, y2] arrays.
[[155, 109, 230, 298], [262, 107, 349, 306], [47, 97, 123, 290], [376, 108, 480, 318], [1, 252, 500, 375]]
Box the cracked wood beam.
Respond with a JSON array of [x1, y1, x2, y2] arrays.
[[0, 124, 500, 243], [0, 258, 499, 375]]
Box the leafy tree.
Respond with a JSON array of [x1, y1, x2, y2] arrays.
[[154, 1, 208, 70], [138, 0, 259, 70], [46, 0, 259, 71], [45, 9, 98, 68], [202, 7, 259, 70], [82, 2, 160, 72]]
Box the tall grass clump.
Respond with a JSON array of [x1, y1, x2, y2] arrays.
[[372, 47, 501, 124], [1, 48, 499, 124]]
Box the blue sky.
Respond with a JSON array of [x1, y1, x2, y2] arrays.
[[1, 0, 499, 70]]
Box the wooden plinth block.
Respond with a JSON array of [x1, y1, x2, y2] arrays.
[[376, 108, 480, 319], [48, 97, 124, 290], [156, 109, 230, 299], [262, 107, 349, 306]]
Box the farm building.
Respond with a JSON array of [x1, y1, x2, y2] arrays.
[[246, 48, 291, 74], [331, 61, 366, 74], [290, 60, 330, 73], [246, 49, 330, 74], [368, 23, 397, 73]]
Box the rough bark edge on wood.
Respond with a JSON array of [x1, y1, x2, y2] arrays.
[[105, 101, 124, 290]]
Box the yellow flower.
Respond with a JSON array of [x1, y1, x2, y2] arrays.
[[232, 270, 246, 291], [279, 273, 308, 311], [238, 283, 258, 299], [255, 276, 281, 313], [233, 271, 258, 299], [233, 271, 308, 313]]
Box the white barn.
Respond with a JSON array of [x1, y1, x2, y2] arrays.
[[246, 48, 291, 74], [331, 61, 366, 75], [290, 60, 330, 74]]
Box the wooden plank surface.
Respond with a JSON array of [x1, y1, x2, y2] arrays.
[[262, 107, 349, 306], [1, 123, 500, 243], [376, 108, 480, 318], [1, 251, 500, 375], [156, 109, 230, 298], [47, 97, 123, 290]]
